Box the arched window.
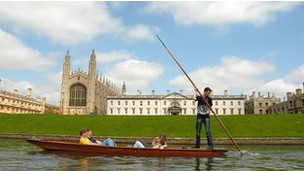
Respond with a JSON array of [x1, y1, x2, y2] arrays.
[[69, 84, 86, 106], [170, 101, 180, 107]]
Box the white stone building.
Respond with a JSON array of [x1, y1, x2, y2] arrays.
[[0, 88, 45, 114], [107, 89, 246, 115]]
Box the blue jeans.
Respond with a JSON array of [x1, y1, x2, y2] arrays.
[[195, 114, 213, 148], [102, 138, 116, 147], [133, 140, 145, 148]]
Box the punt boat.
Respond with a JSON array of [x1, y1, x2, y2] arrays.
[[27, 139, 227, 157]]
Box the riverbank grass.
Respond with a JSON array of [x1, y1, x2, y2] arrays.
[[0, 114, 303, 138]]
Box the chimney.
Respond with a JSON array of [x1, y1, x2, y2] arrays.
[[137, 90, 142, 95], [224, 90, 228, 96], [13, 89, 18, 94], [179, 90, 183, 94], [268, 92, 270, 98], [27, 88, 32, 98], [258, 92, 261, 97], [252, 91, 256, 99], [152, 90, 155, 95], [296, 89, 302, 96], [287, 92, 292, 99], [167, 90, 170, 94], [122, 81, 126, 96]]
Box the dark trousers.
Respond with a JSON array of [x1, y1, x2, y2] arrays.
[[195, 114, 213, 148]]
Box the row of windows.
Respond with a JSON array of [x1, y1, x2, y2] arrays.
[[109, 107, 197, 115], [215, 101, 242, 106], [111, 100, 181, 106], [0, 105, 40, 113], [109, 107, 243, 115], [273, 106, 288, 113], [258, 102, 276, 107], [288, 100, 304, 108], [214, 108, 242, 115], [110, 100, 243, 106], [0, 97, 41, 108]]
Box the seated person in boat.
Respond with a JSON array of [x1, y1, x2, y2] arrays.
[[80, 128, 117, 147], [80, 129, 95, 145], [152, 133, 168, 149], [133, 133, 168, 149], [87, 129, 102, 145]]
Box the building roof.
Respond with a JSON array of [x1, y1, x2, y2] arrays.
[[0, 90, 42, 104], [107, 92, 246, 100]]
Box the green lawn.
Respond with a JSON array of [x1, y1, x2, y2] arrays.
[[0, 114, 303, 138]]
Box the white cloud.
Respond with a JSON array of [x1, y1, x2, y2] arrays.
[[105, 59, 164, 91], [0, 72, 62, 105], [0, 2, 157, 44], [126, 25, 159, 42], [259, 64, 304, 98], [71, 49, 164, 92], [96, 50, 133, 64], [169, 56, 275, 94], [144, 2, 300, 27], [0, 29, 55, 70]]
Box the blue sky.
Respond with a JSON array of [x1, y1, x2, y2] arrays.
[[0, 2, 303, 105]]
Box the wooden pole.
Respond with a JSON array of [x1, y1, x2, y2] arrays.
[[156, 35, 243, 155]]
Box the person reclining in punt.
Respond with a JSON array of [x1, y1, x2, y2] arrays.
[[79, 129, 116, 147], [133, 133, 168, 149], [79, 129, 95, 145]]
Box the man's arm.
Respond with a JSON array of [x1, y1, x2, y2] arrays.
[[192, 88, 199, 100]]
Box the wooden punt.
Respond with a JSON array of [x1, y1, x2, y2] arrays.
[[26, 139, 227, 158]]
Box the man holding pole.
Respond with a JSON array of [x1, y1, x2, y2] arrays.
[[156, 35, 242, 154], [193, 87, 214, 150]]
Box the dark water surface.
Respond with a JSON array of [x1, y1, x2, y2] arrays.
[[0, 139, 304, 171]]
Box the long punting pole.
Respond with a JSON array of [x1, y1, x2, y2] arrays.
[[156, 35, 243, 155]]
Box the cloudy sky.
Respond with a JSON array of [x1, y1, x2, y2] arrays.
[[0, 1, 303, 105]]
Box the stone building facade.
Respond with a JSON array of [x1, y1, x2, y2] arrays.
[[0, 88, 46, 114], [268, 82, 304, 114], [270, 101, 288, 114], [245, 91, 281, 114], [60, 50, 120, 115], [283, 83, 304, 114], [45, 103, 60, 114], [107, 88, 246, 115]]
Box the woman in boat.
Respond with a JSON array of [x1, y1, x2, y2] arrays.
[[152, 133, 168, 149], [133, 133, 168, 149]]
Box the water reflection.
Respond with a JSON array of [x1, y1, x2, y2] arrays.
[[195, 157, 214, 171], [30, 150, 218, 171]]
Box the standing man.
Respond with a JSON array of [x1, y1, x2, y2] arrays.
[[193, 87, 214, 150]]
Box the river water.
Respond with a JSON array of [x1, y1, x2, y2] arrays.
[[0, 139, 303, 171]]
